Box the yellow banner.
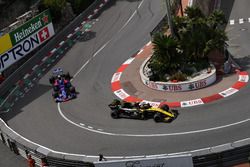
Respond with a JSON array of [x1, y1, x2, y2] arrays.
[[0, 34, 12, 54]]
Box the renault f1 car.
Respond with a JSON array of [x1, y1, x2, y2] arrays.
[[49, 68, 77, 103], [108, 99, 178, 123]]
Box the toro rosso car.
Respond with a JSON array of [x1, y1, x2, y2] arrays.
[[108, 99, 178, 123], [49, 68, 77, 103]]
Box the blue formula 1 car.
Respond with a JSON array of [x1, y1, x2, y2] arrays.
[[49, 68, 77, 103]]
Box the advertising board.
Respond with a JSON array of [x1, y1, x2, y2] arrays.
[[0, 9, 54, 72], [144, 72, 216, 92], [94, 154, 193, 167]]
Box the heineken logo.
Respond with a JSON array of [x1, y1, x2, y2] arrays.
[[13, 21, 43, 43], [10, 10, 52, 45]]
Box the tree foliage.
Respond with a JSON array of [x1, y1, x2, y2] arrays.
[[68, 0, 94, 14], [39, 0, 95, 20], [39, 0, 66, 20], [149, 6, 228, 81]]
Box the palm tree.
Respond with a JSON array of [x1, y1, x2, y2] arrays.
[[149, 33, 181, 77], [207, 9, 227, 29], [149, 6, 228, 81], [184, 6, 205, 20]]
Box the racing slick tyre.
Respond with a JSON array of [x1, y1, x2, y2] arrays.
[[65, 82, 72, 88], [69, 86, 76, 93], [52, 92, 59, 98], [53, 86, 59, 92], [160, 104, 169, 111], [49, 77, 55, 84], [154, 112, 163, 122], [141, 111, 148, 120], [111, 111, 120, 119], [64, 72, 71, 81]]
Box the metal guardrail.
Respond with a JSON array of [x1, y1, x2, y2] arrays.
[[193, 143, 250, 166]]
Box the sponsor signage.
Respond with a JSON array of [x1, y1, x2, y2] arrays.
[[140, 100, 160, 107], [0, 10, 54, 72], [144, 72, 216, 92], [181, 99, 204, 107], [9, 9, 52, 45], [114, 89, 129, 100], [239, 75, 249, 82], [94, 154, 193, 167], [0, 34, 12, 54], [111, 72, 122, 83], [0, 23, 54, 72], [219, 88, 238, 97]]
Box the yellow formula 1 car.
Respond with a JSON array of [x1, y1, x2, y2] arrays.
[[108, 99, 178, 123]]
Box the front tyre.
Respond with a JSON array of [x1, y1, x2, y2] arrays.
[[154, 113, 162, 122]]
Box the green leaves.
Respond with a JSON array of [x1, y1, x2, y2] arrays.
[[149, 6, 227, 81]]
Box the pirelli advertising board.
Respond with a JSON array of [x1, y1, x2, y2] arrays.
[[0, 9, 55, 72]]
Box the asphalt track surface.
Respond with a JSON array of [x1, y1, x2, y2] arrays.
[[1, 0, 250, 163]]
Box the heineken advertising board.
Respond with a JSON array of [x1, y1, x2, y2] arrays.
[[0, 9, 54, 72]]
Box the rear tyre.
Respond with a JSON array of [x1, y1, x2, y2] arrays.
[[141, 111, 148, 120], [52, 92, 59, 98], [69, 86, 76, 93], [111, 111, 120, 119], [160, 104, 169, 111], [53, 86, 59, 92]]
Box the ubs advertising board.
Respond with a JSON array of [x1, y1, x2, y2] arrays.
[[0, 9, 55, 72]]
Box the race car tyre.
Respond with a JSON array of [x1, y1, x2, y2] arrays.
[[141, 111, 148, 120], [53, 86, 59, 92], [49, 77, 55, 84], [65, 82, 71, 88], [160, 104, 169, 111], [154, 113, 162, 122], [64, 72, 71, 81], [69, 86, 76, 93], [111, 111, 120, 119], [52, 92, 59, 98]]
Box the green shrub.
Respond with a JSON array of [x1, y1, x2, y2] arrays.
[[169, 71, 187, 81], [39, 0, 66, 20], [67, 0, 94, 14]]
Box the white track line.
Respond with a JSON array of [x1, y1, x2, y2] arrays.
[[119, 0, 144, 32], [58, 103, 250, 137]]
